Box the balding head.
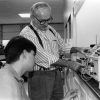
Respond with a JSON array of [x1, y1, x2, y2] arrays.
[[30, 2, 51, 19], [30, 2, 53, 31]]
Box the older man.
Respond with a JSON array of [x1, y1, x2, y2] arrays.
[[20, 2, 78, 100]]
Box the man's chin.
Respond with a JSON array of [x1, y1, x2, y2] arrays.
[[41, 25, 48, 30]]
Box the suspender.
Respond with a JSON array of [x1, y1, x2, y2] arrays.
[[49, 28, 55, 36], [29, 24, 44, 48], [28, 24, 55, 48]]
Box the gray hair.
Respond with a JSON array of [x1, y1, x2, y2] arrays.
[[30, 2, 51, 17]]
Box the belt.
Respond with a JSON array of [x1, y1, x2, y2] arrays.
[[39, 67, 56, 71], [34, 64, 56, 71]]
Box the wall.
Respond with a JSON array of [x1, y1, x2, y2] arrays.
[[0, 23, 64, 46], [75, 0, 100, 47]]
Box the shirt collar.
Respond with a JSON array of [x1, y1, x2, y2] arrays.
[[5, 65, 24, 83], [30, 22, 38, 31]]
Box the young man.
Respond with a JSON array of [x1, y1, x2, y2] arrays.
[[20, 2, 79, 100], [0, 36, 36, 100]]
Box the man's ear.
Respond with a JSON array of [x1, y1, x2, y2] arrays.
[[21, 50, 27, 59], [30, 14, 32, 19]]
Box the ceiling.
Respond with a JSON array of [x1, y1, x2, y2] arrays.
[[0, 0, 65, 24]]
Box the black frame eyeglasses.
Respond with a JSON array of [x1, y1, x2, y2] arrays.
[[33, 15, 53, 25]]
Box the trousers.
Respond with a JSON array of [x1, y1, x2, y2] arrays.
[[28, 70, 64, 100]]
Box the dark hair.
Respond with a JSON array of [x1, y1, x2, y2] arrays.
[[4, 36, 36, 64]]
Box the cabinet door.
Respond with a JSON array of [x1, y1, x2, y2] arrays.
[[63, 70, 99, 100], [73, 77, 87, 100]]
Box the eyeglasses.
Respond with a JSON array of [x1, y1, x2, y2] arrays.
[[33, 15, 53, 25]]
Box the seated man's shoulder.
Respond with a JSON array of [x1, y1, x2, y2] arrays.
[[0, 67, 14, 82]]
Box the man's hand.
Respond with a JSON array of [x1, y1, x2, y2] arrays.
[[51, 59, 83, 71], [63, 89, 78, 100], [70, 47, 83, 54]]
